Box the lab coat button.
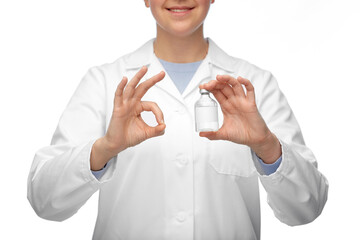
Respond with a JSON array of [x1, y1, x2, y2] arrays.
[[176, 212, 186, 222], [180, 158, 189, 165], [175, 155, 189, 166], [179, 158, 189, 165]]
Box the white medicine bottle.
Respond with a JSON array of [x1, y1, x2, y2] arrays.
[[195, 88, 219, 132]]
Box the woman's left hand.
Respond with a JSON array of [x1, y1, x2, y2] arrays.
[[199, 75, 281, 164]]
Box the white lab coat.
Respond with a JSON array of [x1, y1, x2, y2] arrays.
[[27, 38, 328, 240]]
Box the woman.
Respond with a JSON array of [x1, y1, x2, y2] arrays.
[[28, 1, 328, 239]]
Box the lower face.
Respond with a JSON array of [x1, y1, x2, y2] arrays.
[[147, 0, 213, 38]]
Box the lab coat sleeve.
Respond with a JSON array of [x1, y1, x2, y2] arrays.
[[27, 66, 117, 221], [251, 71, 329, 226]]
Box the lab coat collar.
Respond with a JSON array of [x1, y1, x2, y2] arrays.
[[123, 38, 236, 103], [123, 38, 237, 73]]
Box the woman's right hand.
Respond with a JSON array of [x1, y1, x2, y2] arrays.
[[90, 66, 166, 170]]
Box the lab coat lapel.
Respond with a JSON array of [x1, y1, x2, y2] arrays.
[[147, 54, 185, 104], [124, 38, 185, 105], [182, 58, 212, 99], [182, 38, 236, 98]]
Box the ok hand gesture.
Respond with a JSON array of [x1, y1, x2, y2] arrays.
[[91, 66, 166, 170]]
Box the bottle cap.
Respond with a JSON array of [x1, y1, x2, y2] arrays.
[[199, 88, 209, 94]]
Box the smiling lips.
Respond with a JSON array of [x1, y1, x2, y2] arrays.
[[170, 9, 191, 12], [167, 6, 194, 13]]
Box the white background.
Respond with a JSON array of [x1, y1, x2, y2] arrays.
[[1, 0, 359, 239]]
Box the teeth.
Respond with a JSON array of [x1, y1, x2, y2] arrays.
[[170, 9, 190, 12]]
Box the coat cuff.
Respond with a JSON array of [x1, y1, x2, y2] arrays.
[[251, 138, 290, 182], [254, 154, 282, 176], [82, 139, 117, 185]]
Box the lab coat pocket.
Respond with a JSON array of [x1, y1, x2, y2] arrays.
[[209, 140, 256, 177]]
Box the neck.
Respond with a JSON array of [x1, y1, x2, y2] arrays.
[[154, 25, 208, 63]]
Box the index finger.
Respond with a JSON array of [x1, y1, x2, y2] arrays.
[[123, 66, 148, 99], [216, 75, 246, 98], [134, 71, 166, 99]]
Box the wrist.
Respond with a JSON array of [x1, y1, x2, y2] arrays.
[[250, 132, 282, 164], [101, 136, 125, 156], [90, 137, 118, 171]]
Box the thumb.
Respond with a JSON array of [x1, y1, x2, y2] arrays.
[[199, 131, 221, 140], [146, 123, 166, 138]]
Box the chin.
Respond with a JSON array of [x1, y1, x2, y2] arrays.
[[166, 23, 203, 38]]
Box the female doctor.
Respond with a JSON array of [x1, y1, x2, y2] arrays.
[[27, 0, 328, 239]]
